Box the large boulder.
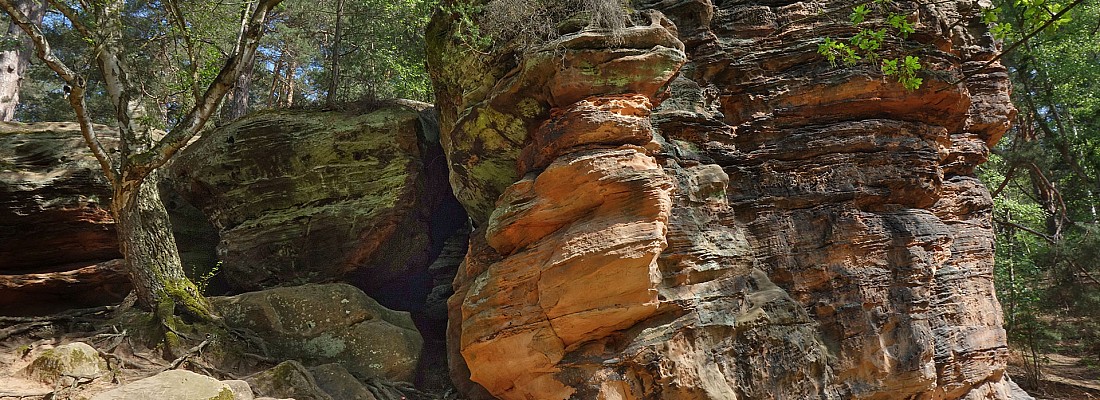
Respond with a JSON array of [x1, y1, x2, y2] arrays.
[[90, 369, 254, 400], [212, 283, 423, 382], [166, 105, 466, 308], [428, 1, 1027, 399]]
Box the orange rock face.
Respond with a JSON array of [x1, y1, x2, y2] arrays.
[[428, 0, 1028, 399]]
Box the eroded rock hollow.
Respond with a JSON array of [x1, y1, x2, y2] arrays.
[[427, 0, 1027, 398]]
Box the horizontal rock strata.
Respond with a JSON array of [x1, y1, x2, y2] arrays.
[[427, 0, 1029, 398]]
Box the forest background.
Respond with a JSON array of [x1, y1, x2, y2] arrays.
[[1, 0, 1098, 392]]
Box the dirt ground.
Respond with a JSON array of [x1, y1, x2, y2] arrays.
[[1009, 352, 1100, 400], [0, 306, 231, 400]]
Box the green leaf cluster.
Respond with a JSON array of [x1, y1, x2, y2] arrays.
[[817, 1, 924, 90]]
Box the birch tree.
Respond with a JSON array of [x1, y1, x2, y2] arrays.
[[0, 0, 44, 120]]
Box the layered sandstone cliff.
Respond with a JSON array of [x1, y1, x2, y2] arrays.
[[427, 0, 1027, 398], [0, 123, 130, 312]]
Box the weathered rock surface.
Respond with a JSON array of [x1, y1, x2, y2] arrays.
[[309, 363, 379, 400], [0, 259, 131, 314], [0, 122, 120, 272], [90, 369, 254, 400], [0, 122, 130, 313], [167, 105, 466, 309], [428, 0, 1027, 399], [212, 283, 423, 382]]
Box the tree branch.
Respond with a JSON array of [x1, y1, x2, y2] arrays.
[[46, 0, 91, 37], [144, 0, 284, 172], [0, 0, 118, 185], [953, 0, 1088, 85], [995, 217, 1055, 244], [991, 164, 1017, 198], [165, 0, 203, 105], [89, 0, 139, 163]]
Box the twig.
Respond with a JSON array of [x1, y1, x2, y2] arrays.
[[994, 217, 1055, 243], [162, 339, 210, 372]]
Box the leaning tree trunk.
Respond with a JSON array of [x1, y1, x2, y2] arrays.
[[112, 171, 214, 321], [0, 0, 44, 121]]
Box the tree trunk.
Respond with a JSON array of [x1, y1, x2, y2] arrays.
[[282, 58, 296, 108], [0, 0, 44, 121], [222, 0, 255, 121], [268, 50, 283, 107], [326, 0, 344, 107], [224, 66, 252, 120], [112, 171, 213, 321]]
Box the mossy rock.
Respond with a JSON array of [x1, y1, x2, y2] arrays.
[[213, 283, 423, 382], [245, 360, 333, 400], [165, 106, 438, 296], [23, 342, 107, 384]]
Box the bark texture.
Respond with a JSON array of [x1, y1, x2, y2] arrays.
[[112, 171, 212, 320], [0, 0, 43, 121], [427, 0, 1027, 398]]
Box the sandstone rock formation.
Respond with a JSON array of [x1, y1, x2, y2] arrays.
[[0, 123, 130, 313], [167, 105, 467, 309], [0, 122, 120, 271], [246, 360, 334, 400], [211, 283, 423, 382], [427, 0, 1027, 398]]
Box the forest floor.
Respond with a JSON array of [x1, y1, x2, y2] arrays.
[[4, 305, 1100, 400], [0, 304, 453, 400], [1010, 352, 1100, 400], [0, 306, 168, 400]]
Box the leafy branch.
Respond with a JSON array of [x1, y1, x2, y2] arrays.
[[818, 0, 923, 90]]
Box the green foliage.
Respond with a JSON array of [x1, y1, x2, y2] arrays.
[[978, 0, 1100, 382], [13, 0, 440, 122], [817, 1, 923, 90], [188, 261, 222, 295], [441, 2, 491, 51]]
